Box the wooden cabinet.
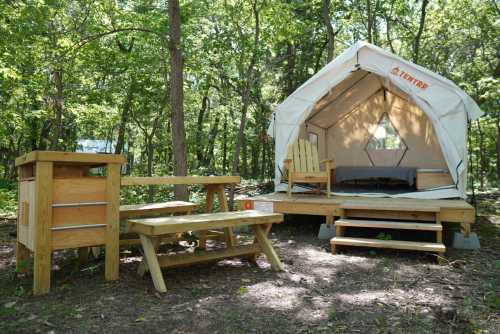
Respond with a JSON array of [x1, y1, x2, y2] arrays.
[[15, 151, 126, 295]]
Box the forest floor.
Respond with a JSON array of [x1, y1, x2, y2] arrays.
[[0, 192, 499, 334]]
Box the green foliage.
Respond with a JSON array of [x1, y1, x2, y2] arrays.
[[0, 181, 16, 215], [0, 0, 497, 201]]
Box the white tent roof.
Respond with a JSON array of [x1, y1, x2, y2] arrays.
[[268, 41, 483, 199]]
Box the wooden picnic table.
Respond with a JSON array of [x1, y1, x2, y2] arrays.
[[121, 175, 241, 247], [128, 210, 284, 292]]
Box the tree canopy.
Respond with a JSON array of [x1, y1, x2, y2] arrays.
[[0, 0, 498, 196]]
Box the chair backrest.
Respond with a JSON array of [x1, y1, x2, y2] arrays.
[[286, 139, 320, 173]]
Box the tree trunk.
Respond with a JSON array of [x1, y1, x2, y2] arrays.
[[496, 117, 500, 180], [476, 120, 485, 190], [51, 69, 64, 150], [196, 93, 210, 165], [231, 1, 260, 177], [413, 0, 429, 64], [169, 0, 189, 200], [366, 0, 373, 43], [205, 116, 220, 173], [322, 0, 335, 62], [115, 83, 134, 154], [146, 135, 155, 202], [285, 42, 296, 96], [222, 116, 228, 174]]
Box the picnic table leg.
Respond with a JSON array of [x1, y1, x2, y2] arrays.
[[251, 225, 284, 271], [138, 236, 161, 277], [198, 185, 216, 249], [139, 234, 166, 293], [215, 184, 236, 247], [247, 223, 273, 263]]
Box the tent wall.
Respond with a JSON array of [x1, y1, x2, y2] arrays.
[[324, 91, 448, 169], [270, 42, 484, 199]]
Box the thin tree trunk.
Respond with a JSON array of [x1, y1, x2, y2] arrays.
[[314, 40, 328, 73], [51, 69, 64, 150], [146, 135, 155, 202], [169, 0, 189, 200], [285, 42, 296, 96], [222, 116, 228, 174], [115, 83, 134, 154], [231, 0, 260, 177], [413, 0, 429, 64], [476, 120, 485, 190], [322, 0, 335, 62], [196, 93, 209, 165], [205, 116, 220, 173], [496, 117, 500, 180], [384, 2, 396, 54], [367, 0, 373, 43]]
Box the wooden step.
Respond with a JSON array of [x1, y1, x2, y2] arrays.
[[340, 201, 440, 212], [335, 219, 442, 231], [330, 237, 445, 252]]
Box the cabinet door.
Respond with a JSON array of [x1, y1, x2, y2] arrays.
[[18, 181, 36, 250]]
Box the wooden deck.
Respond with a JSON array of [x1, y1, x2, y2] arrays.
[[236, 192, 475, 225]]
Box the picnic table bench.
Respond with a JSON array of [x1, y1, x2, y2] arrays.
[[119, 201, 198, 247], [128, 210, 285, 292]]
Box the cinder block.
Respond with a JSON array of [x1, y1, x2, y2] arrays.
[[452, 232, 480, 250], [318, 223, 336, 239]]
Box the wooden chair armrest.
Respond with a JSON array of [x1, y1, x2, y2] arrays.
[[321, 159, 335, 170]]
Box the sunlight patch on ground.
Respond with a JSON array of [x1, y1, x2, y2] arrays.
[[242, 282, 306, 310], [335, 287, 450, 307], [295, 306, 329, 323]]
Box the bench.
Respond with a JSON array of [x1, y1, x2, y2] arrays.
[[119, 201, 198, 246], [128, 210, 285, 292], [88, 201, 198, 259]]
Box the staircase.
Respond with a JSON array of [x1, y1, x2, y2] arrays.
[[330, 201, 445, 256]]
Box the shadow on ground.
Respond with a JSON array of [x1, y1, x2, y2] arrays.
[[0, 207, 498, 333]]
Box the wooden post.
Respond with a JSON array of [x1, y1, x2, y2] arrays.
[[435, 212, 443, 243], [105, 163, 121, 281], [216, 184, 235, 247], [326, 160, 331, 198], [198, 185, 215, 249], [252, 224, 284, 271], [33, 161, 53, 295], [139, 235, 166, 292], [461, 223, 471, 237]]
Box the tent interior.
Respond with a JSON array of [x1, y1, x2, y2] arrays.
[[294, 69, 455, 195]]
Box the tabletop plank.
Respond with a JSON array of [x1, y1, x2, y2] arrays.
[[121, 175, 241, 186], [128, 210, 283, 236]]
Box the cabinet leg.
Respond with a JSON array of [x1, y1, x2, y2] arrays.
[[33, 249, 51, 295]]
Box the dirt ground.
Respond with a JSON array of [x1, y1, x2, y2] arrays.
[[0, 198, 499, 333]]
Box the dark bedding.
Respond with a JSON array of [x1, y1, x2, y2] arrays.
[[335, 166, 417, 186]]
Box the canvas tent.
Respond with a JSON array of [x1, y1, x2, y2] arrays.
[[268, 41, 483, 199]]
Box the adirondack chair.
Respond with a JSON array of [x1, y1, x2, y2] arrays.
[[284, 139, 333, 197]]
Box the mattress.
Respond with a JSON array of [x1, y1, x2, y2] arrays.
[[335, 166, 417, 186]]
